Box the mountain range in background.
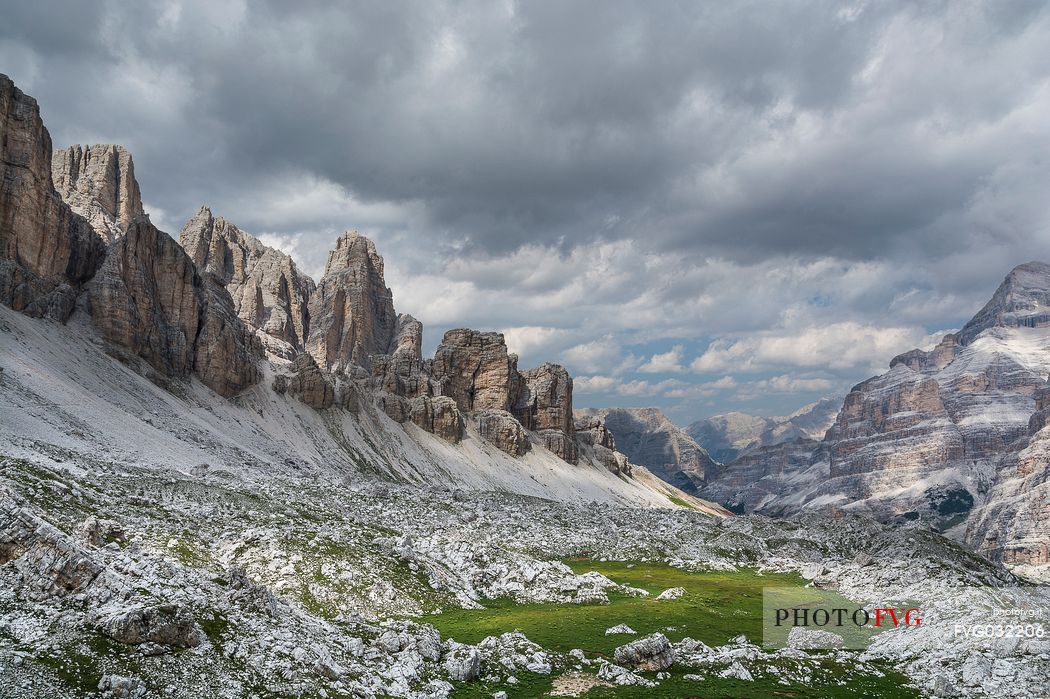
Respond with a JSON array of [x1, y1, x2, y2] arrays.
[[592, 269, 1050, 569], [0, 72, 722, 517], [686, 397, 841, 463]]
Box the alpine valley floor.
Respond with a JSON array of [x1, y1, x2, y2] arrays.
[[1, 452, 1048, 698]]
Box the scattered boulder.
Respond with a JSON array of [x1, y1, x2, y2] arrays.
[[97, 603, 204, 648], [656, 586, 686, 601], [443, 641, 481, 682], [787, 627, 844, 649], [1, 488, 105, 596], [78, 517, 127, 548], [612, 632, 674, 671], [97, 675, 147, 699], [605, 624, 637, 635], [596, 661, 657, 687]]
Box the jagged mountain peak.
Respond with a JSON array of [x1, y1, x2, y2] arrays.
[[325, 229, 385, 277], [51, 142, 143, 244], [179, 207, 315, 358], [958, 260, 1050, 345]]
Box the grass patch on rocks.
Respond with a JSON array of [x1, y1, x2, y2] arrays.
[[426, 560, 798, 654]]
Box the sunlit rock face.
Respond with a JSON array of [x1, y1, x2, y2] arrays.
[[0, 73, 104, 320], [306, 231, 398, 371], [52, 143, 143, 244], [699, 262, 1050, 563], [579, 407, 716, 493], [88, 217, 261, 397], [180, 207, 315, 358]]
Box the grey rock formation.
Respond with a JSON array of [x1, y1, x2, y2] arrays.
[[432, 329, 520, 412], [575, 415, 631, 474], [97, 604, 204, 648], [409, 395, 463, 444], [514, 363, 577, 463], [956, 261, 1050, 345], [179, 207, 314, 357], [306, 231, 397, 371], [78, 517, 127, 548], [88, 217, 260, 397], [52, 143, 143, 243], [612, 633, 674, 671], [700, 438, 824, 514], [272, 353, 336, 409], [474, 410, 530, 456], [1, 487, 104, 596], [700, 262, 1050, 563], [578, 408, 716, 493], [195, 274, 264, 397], [0, 73, 105, 320], [966, 382, 1050, 565], [88, 217, 201, 378]]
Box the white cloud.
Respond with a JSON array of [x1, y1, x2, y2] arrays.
[[502, 326, 571, 364], [638, 345, 685, 373], [690, 322, 942, 374]]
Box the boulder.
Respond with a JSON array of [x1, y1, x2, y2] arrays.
[[787, 627, 844, 649], [612, 633, 674, 671], [1, 488, 105, 596], [78, 517, 127, 548], [443, 642, 481, 682], [97, 603, 204, 648]]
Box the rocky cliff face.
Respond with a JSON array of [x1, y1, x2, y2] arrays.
[[575, 414, 630, 475], [0, 73, 105, 320], [513, 363, 577, 463], [698, 262, 1050, 564], [51, 144, 143, 243], [88, 217, 260, 397], [0, 74, 669, 479], [306, 232, 397, 371], [180, 207, 315, 358], [577, 408, 716, 493], [432, 330, 519, 412]]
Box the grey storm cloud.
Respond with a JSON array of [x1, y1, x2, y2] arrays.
[[3, 0, 1050, 421], [5, 0, 1045, 258]]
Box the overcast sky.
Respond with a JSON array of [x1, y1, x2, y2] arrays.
[[4, 1, 1050, 425]]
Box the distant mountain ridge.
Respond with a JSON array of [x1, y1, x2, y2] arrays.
[[574, 407, 718, 494], [687, 397, 841, 463]]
